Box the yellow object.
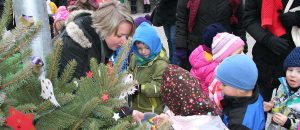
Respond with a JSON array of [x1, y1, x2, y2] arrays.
[[204, 51, 212, 61], [49, 2, 58, 14]]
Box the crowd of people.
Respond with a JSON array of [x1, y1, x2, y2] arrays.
[[44, 0, 300, 129]]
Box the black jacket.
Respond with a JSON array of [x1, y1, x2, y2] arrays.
[[175, 0, 246, 52], [244, 0, 298, 65], [152, 0, 178, 26], [59, 10, 113, 79], [221, 87, 265, 130]]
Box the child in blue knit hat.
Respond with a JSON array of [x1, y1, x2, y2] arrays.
[[216, 54, 265, 130], [264, 47, 300, 130]]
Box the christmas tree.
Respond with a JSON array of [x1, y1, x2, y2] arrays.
[[0, 0, 139, 129]]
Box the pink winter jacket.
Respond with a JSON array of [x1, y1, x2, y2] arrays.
[[189, 45, 218, 95]]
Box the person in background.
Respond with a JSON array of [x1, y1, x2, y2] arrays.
[[151, 0, 178, 65], [75, 0, 99, 10], [128, 22, 169, 114], [129, 0, 137, 14], [216, 54, 265, 130], [143, 0, 150, 13], [264, 47, 300, 130], [175, 0, 246, 70], [59, 1, 135, 79], [243, 0, 299, 108], [53, 6, 69, 35]]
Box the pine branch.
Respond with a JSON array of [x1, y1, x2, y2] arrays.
[[46, 39, 62, 81], [83, 118, 108, 130], [1, 65, 33, 90], [0, 0, 12, 39], [71, 97, 102, 130], [35, 110, 78, 130], [93, 105, 114, 118], [36, 93, 75, 115], [0, 49, 31, 75], [57, 59, 77, 92], [109, 120, 131, 130], [90, 58, 102, 87], [0, 22, 42, 63], [15, 103, 37, 113]]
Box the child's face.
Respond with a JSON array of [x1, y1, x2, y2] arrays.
[[136, 42, 150, 58], [220, 83, 237, 96], [231, 46, 244, 56], [220, 83, 252, 97], [286, 67, 300, 88]]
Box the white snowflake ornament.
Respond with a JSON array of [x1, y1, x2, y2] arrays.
[[118, 74, 137, 99], [40, 78, 60, 107]]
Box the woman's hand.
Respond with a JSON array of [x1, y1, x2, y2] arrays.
[[152, 113, 169, 125], [132, 110, 144, 122]]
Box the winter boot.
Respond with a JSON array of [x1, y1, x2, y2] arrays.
[[130, 1, 137, 14], [143, 4, 147, 13]]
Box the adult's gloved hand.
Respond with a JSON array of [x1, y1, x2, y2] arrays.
[[264, 35, 290, 55], [279, 11, 300, 31], [175, 48, 188, 60]]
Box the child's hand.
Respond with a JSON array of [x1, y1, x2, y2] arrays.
[[152, 113, 169, 124], [263, 101, 274, 112], [272, 113, 288, 126], [132, 110, 144, 122]]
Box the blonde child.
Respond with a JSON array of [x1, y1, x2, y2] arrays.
[[128, 22, 169, 114], [264, 47, 300, 130]]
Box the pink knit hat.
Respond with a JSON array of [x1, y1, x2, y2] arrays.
[[212, 32, 245, 62], [53, 6, 69, 22]]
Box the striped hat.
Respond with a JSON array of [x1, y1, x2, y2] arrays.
[[212, 32, 245, 62]]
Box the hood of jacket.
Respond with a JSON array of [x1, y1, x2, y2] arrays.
[[65, 10, 96, 49], [132, 22, 162, 61]]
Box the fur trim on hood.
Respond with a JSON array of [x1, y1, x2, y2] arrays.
[[65, 10, 95, 49]]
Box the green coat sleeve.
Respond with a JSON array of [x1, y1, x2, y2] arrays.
[[140, 60, 168, 98]]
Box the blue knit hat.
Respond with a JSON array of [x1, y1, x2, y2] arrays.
[[216, 54, 258, 91], [202, 23, 226, 48], [284, 47, 300, 71]]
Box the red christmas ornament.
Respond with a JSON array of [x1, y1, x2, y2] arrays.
[[5, 106, 36, 130], [101, 93, 109, 102], [86, 71, 93, 78]]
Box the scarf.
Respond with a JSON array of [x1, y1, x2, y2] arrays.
[[261, 0, 286, 37], [187, 0, 200, 32]]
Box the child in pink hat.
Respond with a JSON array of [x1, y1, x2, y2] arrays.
[[53, 6, 69, 22], [208, 32, 245, 109]]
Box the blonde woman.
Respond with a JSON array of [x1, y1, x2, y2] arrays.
[[59, 1, 135, 79]]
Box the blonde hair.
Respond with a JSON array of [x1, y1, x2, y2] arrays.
[[91, 1, 135, 39]]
